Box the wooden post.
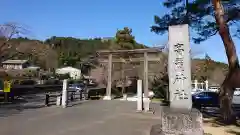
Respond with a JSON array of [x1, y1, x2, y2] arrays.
[[121, 62, 125, 96], [4, 92, 8, 102], [45, 93, 50, 106], [143, 52, 148, 98], [166, 85, 169, 101], [143, 52, 150, 112], [103, 53, 112, 100]]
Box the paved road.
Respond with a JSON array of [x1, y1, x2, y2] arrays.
[[0, 100, 161, 135], [0, 92, 239, 135]]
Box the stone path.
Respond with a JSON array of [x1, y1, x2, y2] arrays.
[[0, 100, 161, 135]]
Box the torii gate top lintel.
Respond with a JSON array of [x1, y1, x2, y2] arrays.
[[96, 48, 163, 55], [96, 48, 164, 63]]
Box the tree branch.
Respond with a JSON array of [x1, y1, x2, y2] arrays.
[[0, 23, 29, 62]]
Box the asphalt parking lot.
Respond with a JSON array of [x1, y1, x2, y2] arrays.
[[0, 100, 161, 135]]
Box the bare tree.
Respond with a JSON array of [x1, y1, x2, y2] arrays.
[[0, 23, 58, 70], [18, 41, 58, 70], [210, 68, 226, 85], [0, 23, 29, 63]]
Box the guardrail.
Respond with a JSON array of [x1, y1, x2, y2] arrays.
[[0, 84, 107, 102], [0, 84, 63, 97]]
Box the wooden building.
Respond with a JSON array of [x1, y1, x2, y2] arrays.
[[2, 60, 29, 70]]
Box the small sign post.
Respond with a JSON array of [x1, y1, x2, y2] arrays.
[[3, 80, 11, 93]]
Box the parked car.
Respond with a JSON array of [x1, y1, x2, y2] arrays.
[[68, 83, 85, 92], [192, 91, 219, 109], [234, 88, 240, 96], [208, 86, 220, 92], [82, 78, 98, 87], [88, 87, 105, 100], [191, 89, 204, 95], [68, 83, 89, 100]]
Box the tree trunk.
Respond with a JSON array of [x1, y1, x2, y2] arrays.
[[212, 0, 239, 123]]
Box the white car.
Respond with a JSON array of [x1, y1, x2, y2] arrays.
[[68, 84, 84, 92], [191, 89, 204, 95], [234, 90, 240, 96], [208, 87, 220, 92]]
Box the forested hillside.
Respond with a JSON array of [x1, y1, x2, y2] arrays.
[[0, 25, 229, 84], [192, 57, 228, 85], [1, 27, 146, 69]]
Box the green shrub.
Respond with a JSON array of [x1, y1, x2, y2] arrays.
[[44, 79, 61, 85], [151, 73, 169, 100], [55, 73, 70, 80], [20, 80, 36, 85]]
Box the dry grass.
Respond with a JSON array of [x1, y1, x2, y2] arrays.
[[203, 117, 240, 135]]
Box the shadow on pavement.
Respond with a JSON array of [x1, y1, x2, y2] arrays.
[[0, 93, 89, 117], [226, 129, 240, 135], [201, 105, 240, 127], [0, 94, 46, 118], [68, 100, 86, 107]]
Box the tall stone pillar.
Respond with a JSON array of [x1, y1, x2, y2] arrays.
[[150, 24, 203, 135], [62, 79, 68, 108], [103, 53, 112, 100], [143, 52, 149, 97], [137, 80, 143, 111]]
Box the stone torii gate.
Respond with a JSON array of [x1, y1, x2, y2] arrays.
[[96, 48, 163, 102]]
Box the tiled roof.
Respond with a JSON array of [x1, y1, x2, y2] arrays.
[[2, 60, 28, 64]]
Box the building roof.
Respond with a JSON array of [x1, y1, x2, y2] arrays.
[[2, 60, 28, 64], [26, 66, 40, 70], [56, 66, 81, 71]]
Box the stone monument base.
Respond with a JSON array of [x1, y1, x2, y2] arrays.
[[150, 107, 203, 135]]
